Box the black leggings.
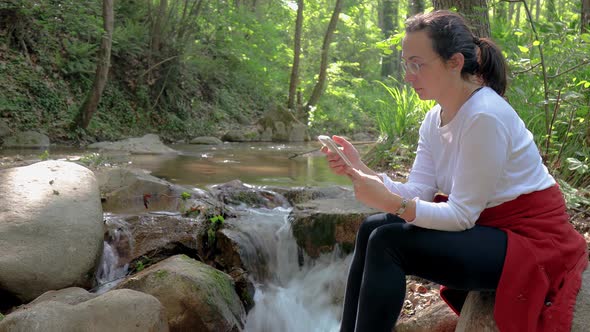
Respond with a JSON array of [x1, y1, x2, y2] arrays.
[[340, 213, 507, 332]]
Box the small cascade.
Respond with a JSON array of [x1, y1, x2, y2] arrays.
[[94, 214, 134, 293], [231, 207, 351, 332]]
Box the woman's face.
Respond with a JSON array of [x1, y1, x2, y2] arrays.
[[401, 30, 451, 101]]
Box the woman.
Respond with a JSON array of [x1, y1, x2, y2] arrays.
[[323, 10, 587, 332]]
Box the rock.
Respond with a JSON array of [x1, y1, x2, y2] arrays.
[[228, 267, 255, 312], [116, 255, 245, 332], [116, 213, 209, 269], [272, 121, 288, 141], [222, 129, 260, 142], [288, 123, 307, 142], [0, 161, 103, 302], [267, 185, 352, 205], [208, 179, 290, 209], [290, 193, 379, 258], [0, 288, 169, 332], [216, 220, 270, 279], [570, 266, 590, 331], [94, 167, 219, 213], [454, 291, 498, 332], [395, 300, 458, 332], [2, 130, 49, 148], [189, 136, 223, 145], [88, 134, 178, 154]]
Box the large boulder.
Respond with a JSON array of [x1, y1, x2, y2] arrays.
[[117, 255, 245, 332], [189, 136, 223, 145], [94, 167, 219, 214], [290, 193, 379, 258], [108, 213, 209, 269], [0, 288, 169, 332], [2, 130, 49, 148], [88, 134, 178, 154], [0, 161, 103, 302]]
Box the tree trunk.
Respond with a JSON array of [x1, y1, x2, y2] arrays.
[[432, 0, 490, 37], [535, 0, 541, 22], [73, 0, 114, 130], [151, 0, 168, 54], [582, 0, 590, 33], [496, 0, 508, 23], [546, 0, 558, 21], [305, 0, 344, 112], [288, 0, 304, 111], [409, 0, 424, 15], [380, 0, 397, 78]]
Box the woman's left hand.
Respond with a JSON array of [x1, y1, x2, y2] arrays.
[[345, 167, 395, 212]]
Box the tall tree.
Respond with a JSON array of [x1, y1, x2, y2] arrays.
[[73, 0, 114, 130], [380, 0, 398, 78], [151, 0, 168, 54], [432, 0, 490, 37], [409, 0, 425, 15], [583, 0, 590, 33], [495, 0, 508, 22], [288, 0, 304, 111], [305, 0, 344, 113]]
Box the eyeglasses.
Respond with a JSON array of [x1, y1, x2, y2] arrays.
[[400, 57, 439, 75]]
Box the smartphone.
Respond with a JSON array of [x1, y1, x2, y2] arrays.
[[318, 135, 352, 167]]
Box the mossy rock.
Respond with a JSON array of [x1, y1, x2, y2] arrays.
[[116, 254, 245, 332], [290, 197, 379, 259]]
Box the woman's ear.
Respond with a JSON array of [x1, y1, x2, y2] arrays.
[[448, 53, 465, 72]]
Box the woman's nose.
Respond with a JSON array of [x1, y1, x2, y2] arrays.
[[404, 71, 416, 83]]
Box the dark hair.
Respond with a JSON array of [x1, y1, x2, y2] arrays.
[[405, 10, 507, 96]]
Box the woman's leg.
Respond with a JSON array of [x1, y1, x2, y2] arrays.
[[341, 213, 507, 332], [340, 213, 402, 332]]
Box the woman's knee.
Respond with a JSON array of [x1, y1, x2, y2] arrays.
[[357, 213, 396, 244], [365, 222, 417, 265]]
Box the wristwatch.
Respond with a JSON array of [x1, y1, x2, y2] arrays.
[[395, 198, 408, 216]]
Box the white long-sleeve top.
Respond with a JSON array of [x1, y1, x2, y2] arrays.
[[381, 87, 555, 231]]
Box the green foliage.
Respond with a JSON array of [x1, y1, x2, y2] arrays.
[[1, 0, 587, 212], [207, 215, 225, 246], [135, 260, 145, 272], [180, 192, 191, 200], [39, 150, 49, 161], [374, 80, 434, 143], [78, 152, 110, 167], [490, 4, 590, 209], [56, 40, 97, 78]]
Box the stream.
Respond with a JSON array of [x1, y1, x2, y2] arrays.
[[4, 142, 358, 331]]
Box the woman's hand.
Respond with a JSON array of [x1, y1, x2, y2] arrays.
[[344, 167, 397, 213], [321, 135, 375, 176]]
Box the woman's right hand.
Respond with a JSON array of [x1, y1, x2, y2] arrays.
[[321, 135, 375, 177]]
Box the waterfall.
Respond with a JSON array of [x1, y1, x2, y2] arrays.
[[94, 214, 133, 294], [233, 207, 352, 332]]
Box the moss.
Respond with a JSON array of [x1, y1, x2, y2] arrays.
[[155, 269, 168, 279], [0, 313, 4, 321], [205, 268, 235, 305], [292, 214, 337, 250]]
